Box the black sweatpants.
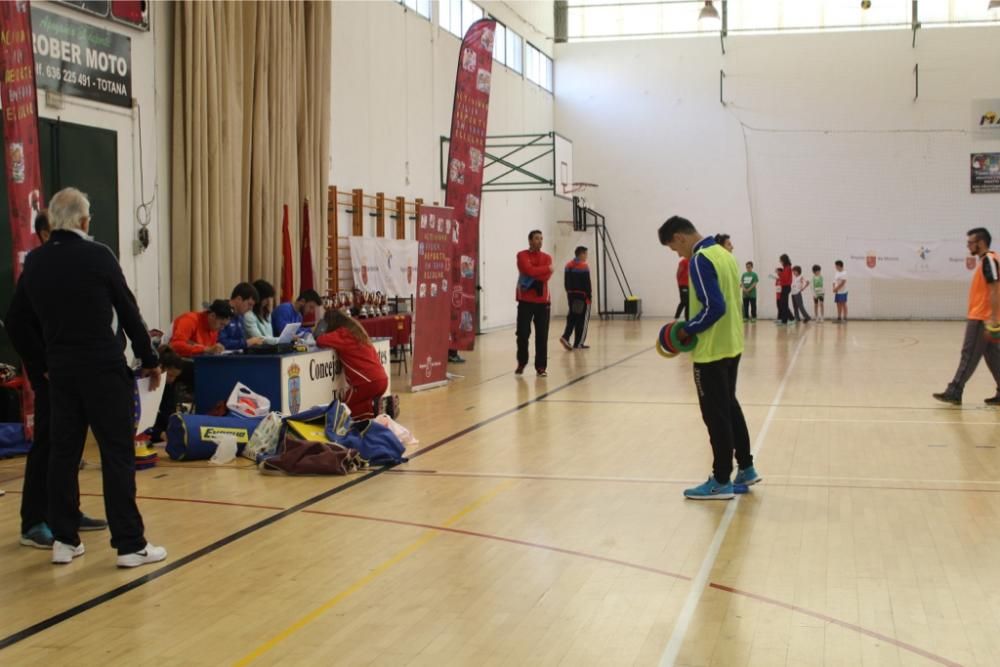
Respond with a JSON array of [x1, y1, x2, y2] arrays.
[[948, 319, 1000, 394], [20, 373, 82, 534], [675, 286, 690, 320], [742, 297, 757, 320], [562, 297, 588, 347], [693, 354, 753, 484], [49, 366, 146, 554], [516, 301, 550, 371], [778, 286, 792, 323]]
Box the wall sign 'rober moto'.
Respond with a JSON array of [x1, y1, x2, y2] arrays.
[[31, 6, 132, 108]]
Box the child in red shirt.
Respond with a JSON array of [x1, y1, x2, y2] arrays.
[[316, 310, 388, 423]]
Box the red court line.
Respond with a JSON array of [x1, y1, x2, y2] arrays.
[[302, 508, 692, 581], [0, 475, 25, 486], [709, 583, 963, 667], [304, 508, 963, 667]]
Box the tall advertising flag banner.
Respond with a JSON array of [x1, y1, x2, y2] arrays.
[[1, 0, 42, 439], [412, 206, 457, 391], [445, 18, 496, 351]]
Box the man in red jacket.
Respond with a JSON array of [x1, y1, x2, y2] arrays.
[[515, 230, 553, 376]]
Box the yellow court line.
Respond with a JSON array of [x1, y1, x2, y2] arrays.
[[232, 480, 515, 666]]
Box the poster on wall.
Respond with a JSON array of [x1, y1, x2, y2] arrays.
[[971, 153, 1000, 194], [1, 0, 44, 440], [445, 18, 496, 352], [846, 238, 976, 281], [411, 206, 456, 391], [30, 6, 132, 108], [348, 237, 418, 297]]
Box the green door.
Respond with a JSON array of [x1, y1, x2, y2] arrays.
[[0, 118, 119, 365]]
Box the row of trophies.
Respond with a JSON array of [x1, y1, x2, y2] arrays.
[[330, 290, 393, 318]]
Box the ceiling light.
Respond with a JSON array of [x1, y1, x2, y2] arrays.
[[698, 1, 720, 26]]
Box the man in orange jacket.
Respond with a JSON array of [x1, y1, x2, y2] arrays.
[[515, 230, 553, 376], [934, 227, 1000, 405], [169, 300, 233, 358]]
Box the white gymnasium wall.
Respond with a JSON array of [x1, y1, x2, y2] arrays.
[[554, 26, 1000, 319], [32, 1, 171, 329], [330, 0, 556, 330]]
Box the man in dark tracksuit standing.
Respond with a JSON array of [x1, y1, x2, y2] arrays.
[[7, 211, 108, 549], [560, 246, 592, 351], [658, 215, 761, 500], [6, 188, 166, 567]]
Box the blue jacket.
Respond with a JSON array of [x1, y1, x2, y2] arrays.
[[683, 237, 726, 336], [218, 313, 249, 350], [271, 302, 303, 337]]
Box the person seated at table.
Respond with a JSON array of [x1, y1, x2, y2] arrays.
[[244, 279, 279, 345], [169, 300, 233, 358], [218, 282, 264, 351], [316, 310, 388, 427], [272, 289, 323, 338]]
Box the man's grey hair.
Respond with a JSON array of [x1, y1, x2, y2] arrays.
[[48, 187, 91, 231]]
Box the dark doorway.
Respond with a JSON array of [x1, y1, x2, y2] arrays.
[[0, 118, 119, 365]]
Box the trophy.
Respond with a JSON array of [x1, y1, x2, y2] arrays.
[[360, 291, 371, 318]]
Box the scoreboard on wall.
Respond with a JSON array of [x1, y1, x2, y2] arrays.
[[56, 1, 149, 31]]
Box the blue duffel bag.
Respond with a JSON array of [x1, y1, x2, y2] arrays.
[[165, 413, 263, 461]]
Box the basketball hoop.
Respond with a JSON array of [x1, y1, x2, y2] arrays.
[[562, 182, 598, 195]]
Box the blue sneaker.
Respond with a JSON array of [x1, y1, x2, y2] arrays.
[[20, 523, 54, 549], [684, 476, 734, 500], [734, 466, 762, 486]]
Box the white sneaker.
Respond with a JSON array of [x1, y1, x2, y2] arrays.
[[116, 543, 167, 568], [52, 540, 85, 564]]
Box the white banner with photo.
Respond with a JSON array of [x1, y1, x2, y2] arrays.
[[845, 238, 976, 282], [348, 237, 418, 297]]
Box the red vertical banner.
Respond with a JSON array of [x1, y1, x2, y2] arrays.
[[445, 18, 496, 351], [280, 204, 294, 303], [411, 206, 456, 391], [300, 198, 314, 292], [1, 1, 43, 439]]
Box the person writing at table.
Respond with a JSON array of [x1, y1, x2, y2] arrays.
[[244, 279, 280, 344], [169, 300, 233, 357], [272, 289, 323, 337], [218, 282, 264, 351], [316, 310, 388, 427]]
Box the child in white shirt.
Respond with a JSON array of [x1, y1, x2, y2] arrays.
[[790, 265, 812, 323], [832, 260, 848, 322]]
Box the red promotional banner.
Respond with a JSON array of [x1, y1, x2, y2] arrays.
[[412, 206, 457, 391], [1, 0, 43, 440], [445, 18, 496, 351], [301, 198, 314, 292]]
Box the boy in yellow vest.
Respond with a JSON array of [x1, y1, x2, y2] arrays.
[[933, 227, 1000, 405], [658, 216, 760, 499]]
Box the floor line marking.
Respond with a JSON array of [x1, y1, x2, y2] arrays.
[[232, 481, 514, 666], [0, 344, 649, 653], [298, 505, 960, 667], [658, 335, 808, 667]]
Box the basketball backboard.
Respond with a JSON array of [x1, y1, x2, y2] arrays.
[[554, 133, 573, 200]]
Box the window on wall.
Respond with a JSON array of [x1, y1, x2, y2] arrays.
[[398, 0, 431, 20], [438, 0, 462, 36], [490, 18, 526, 73], [525, 43, 553, 92], [462, 0, 484, 35], [492, 20, 507, 64], [440, 0, 485, 37], [506, 26, 523, 73], [564, 0, 998, 41]]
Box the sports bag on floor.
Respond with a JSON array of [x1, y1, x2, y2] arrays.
[[165, 413, 263, 461]]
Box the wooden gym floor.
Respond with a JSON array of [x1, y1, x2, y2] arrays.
[[1, 319, 999, 666]]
